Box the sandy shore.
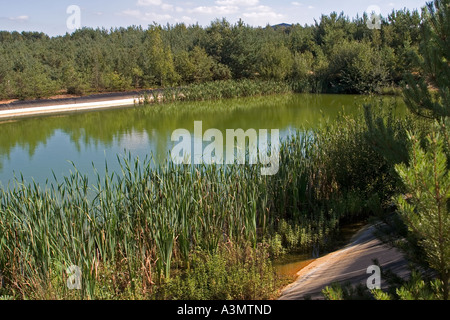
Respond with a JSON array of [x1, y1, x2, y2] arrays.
[[278, 224, 411, 300]]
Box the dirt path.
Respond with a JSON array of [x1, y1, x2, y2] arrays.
[[278, 224, 411, 300]]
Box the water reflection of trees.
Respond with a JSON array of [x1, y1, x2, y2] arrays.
[[0, 94, 388, 173]]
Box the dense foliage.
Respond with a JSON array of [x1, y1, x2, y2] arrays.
[[323, 0, 450, 300], [0, 0, 448, 300], [0, 8, 424, 100]]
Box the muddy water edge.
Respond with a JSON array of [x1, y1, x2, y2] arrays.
[[274, 220, 368, 280]]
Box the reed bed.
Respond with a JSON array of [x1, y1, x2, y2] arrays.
[[0, 133, 311, 298], [0, 108, 400, 299], [135, 79, 292, 105]]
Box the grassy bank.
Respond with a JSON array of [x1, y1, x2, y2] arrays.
[[134, 79, 293, 105], [134, 79, 402, 107]]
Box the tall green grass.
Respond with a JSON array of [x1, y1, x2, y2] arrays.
[[0, 104, 411, 299], [135, 79, 292, 105], [0, 134, 309, 299]]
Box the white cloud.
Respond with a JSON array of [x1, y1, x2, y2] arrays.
[[121, 9, 141, 18], [135, 0, 175, 12], [249, 5, 273, 12], [9, 15, 29, 22], [215, 0, 259, 6], [189, 6, 239, 15], [291, 2, 302, 6], [161, 3, 174, 11], [137, 0, 162, 6], [176, 16, 196, 24], [122, 0, 285, 27], [243, 11, 284, 19], [242, 5, 284, 24], [144, 12, 173, 20], [121, 9, 172, 21]]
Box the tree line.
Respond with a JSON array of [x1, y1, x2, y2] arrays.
[[0, 8, 424, 100]]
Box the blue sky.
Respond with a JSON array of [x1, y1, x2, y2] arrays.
[[0, 0, 428, 36]]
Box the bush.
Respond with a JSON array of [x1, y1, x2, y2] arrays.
[[323, 269, 445, 300], [289, 51, 314, 92], [104, 71, 132, 92], [156, 243, 283, 300], [256, 43, 293, 81], [14, 66, 59, 100], [322, 282, 373, 300], [326, 40, 390, 94]]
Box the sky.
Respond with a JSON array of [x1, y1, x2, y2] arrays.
[[0, 0, 428, 36]]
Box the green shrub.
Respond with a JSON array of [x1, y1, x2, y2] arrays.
[[326, 40, 390, 94], [157, 243, 282, 300], [322, 282, 373, 300]]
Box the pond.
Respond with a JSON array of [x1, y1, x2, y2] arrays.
[[0, 93, 405, 187]]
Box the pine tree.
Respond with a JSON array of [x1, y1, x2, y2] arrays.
[[403, 0, 450, 120], [363, 1, 450, 300], [394, 1, 450, 300], [145, 26, 179, 87], [394, 129, 450, 299]]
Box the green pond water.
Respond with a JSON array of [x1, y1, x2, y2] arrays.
[[0, 93, 405, 187]]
